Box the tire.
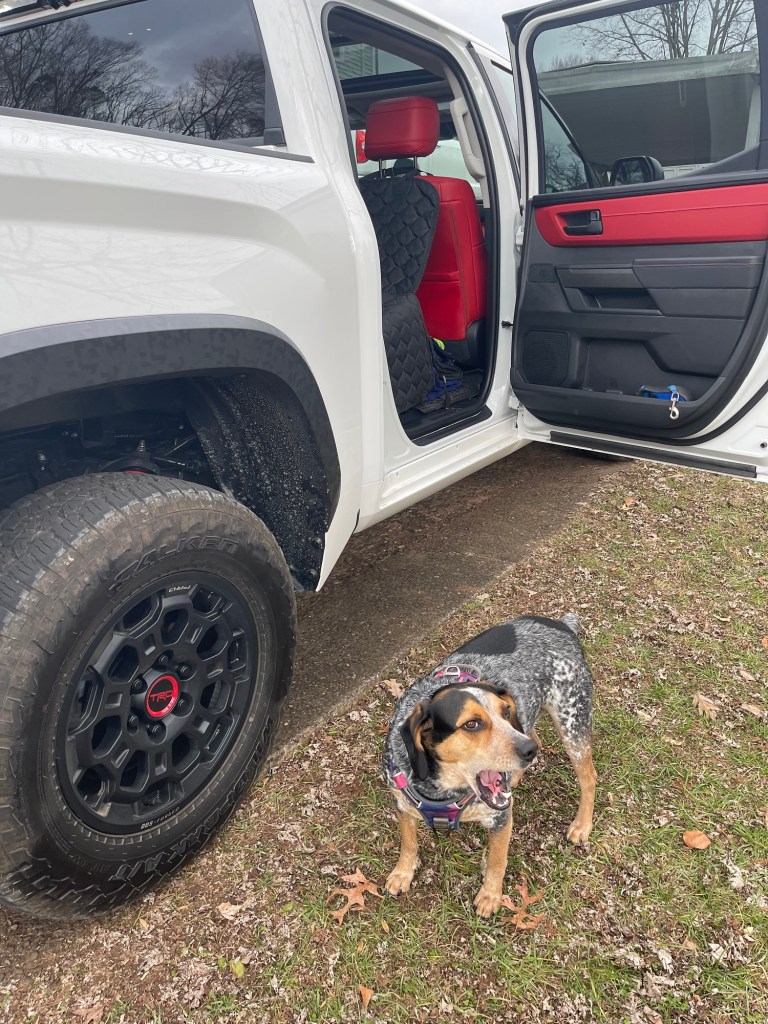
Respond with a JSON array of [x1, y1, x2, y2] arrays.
[[0, 474, 295, 920]]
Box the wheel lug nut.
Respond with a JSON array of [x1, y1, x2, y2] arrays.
[[130, 679, 146, 694], [148, 723, 163, 739], [127, 714, 139, 732], [157, 653, 171, 669], [177, 664, 192, 679]]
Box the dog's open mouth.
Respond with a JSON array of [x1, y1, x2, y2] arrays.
[[475, 770, 512, 810]]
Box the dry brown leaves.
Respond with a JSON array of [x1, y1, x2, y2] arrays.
[[72, 1006, 104, 1024], [328, 869, 382, 924], [381, 678, 404, 699], [683, 829, 711, 850], [693, 693, 718, 720], [217, 901, 244, 921], [741, 702, 764, 718], [359, 985, 374, 1009], [499, 878, 546, 930]]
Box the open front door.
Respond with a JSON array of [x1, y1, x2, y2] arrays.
[[505, 0, 768, 480]]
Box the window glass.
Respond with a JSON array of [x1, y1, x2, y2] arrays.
[[331, 38, 421, 80], [0, 0, 269, 141], [540, 99, 591, 192], [532, 0, 760, 191]]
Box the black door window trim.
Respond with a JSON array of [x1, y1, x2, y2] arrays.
[[530, 168, 768, 207]]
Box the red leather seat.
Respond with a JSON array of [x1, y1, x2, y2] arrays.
[[417, 175, 487, 355], [365, 96, 487, 362]]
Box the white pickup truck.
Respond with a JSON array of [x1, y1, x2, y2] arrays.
[[0, 0, 765, 919]]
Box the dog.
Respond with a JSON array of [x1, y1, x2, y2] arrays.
[[382, 614, 596, 917]]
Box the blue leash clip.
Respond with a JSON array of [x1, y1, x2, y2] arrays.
[[638, 383, 690, 421]]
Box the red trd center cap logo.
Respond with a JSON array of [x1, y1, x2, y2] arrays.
[[145, 675, 180, 719]]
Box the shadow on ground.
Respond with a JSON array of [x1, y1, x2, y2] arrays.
[[283, 443, 625, 743]]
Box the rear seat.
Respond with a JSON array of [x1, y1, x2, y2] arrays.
[[417, 172, 487, 365]]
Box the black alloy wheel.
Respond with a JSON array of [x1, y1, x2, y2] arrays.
[[61, 573, 260, 835]]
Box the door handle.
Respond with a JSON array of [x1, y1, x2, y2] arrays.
[[562, 209, 603, 236]]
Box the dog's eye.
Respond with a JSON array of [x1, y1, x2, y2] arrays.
[[463, 719, 481, 731], [502, 704, 512, 719]]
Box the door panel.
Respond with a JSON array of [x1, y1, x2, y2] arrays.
[[515, 223, 766, 433], [505, 0, 768, 471], [534, 184, 768, 247]]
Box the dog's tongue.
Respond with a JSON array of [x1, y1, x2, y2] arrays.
[[479, 770, 503, 796]]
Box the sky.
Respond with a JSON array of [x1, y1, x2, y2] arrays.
[[27, 0, 258, 90], [407, 0, 521, 53]]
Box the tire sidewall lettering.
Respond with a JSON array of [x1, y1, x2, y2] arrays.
[[111, 536, 239, 591]]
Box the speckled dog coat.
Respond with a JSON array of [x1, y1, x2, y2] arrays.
[[383, 613, 594, 829]]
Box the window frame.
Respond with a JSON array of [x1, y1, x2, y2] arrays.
[[470, 50, 521, 194], [0, 0, 286, 151]]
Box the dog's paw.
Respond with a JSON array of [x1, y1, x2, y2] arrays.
[[566, 817, 593, 845], [473, 886, 502, 918], [385, 866, 415, 896]]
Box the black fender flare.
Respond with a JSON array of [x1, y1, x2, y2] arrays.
[[0, 315, 341, 589]]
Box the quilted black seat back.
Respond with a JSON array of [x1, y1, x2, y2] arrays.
[[360, 174, 439, 413]]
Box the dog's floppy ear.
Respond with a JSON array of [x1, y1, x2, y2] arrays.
[[400, 701, 432, 781]]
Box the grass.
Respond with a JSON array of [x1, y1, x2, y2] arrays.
[[0, 461, 766, 1023]]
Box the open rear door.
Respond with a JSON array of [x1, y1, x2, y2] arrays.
[[505, 0, 768, 480]]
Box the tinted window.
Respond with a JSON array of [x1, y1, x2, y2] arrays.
[[332, 39, 421, 80], [541, 100, 591, 192], [0, 0, 269, 141], [532, 0, 760, 191]]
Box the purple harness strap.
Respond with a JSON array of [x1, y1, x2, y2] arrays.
[[433, 664, 481, 685], [389, 663, 481, 832], [390, 766, 476, 831]]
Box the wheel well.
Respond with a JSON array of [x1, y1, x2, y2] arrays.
[[0, 373, 337, 591]]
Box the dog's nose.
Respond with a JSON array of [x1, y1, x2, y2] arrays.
[[517, 739, 538, 763]]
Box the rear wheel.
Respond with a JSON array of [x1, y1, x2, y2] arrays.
[[0, 474, 295, 919]]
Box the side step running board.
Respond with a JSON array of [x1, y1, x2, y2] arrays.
[[550, 432, 757, 479]]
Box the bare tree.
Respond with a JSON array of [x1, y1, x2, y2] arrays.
[[0, 21, 161, 123], [170, 53, 266, 140], [0, 20, 265, 140], [543, 140, 591, 191], [557, 0, 756, 67], [545, 52, 591, 71]]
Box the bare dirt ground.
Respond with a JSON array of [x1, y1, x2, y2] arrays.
[[283, 443, 623, 742]]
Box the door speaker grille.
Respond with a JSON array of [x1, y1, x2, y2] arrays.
[[520, 331, 570, 386]]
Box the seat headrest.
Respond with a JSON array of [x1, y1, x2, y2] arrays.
[[364, 96, 439, 161]]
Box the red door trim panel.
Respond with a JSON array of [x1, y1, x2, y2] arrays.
[[535, 184, 768, 247]]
